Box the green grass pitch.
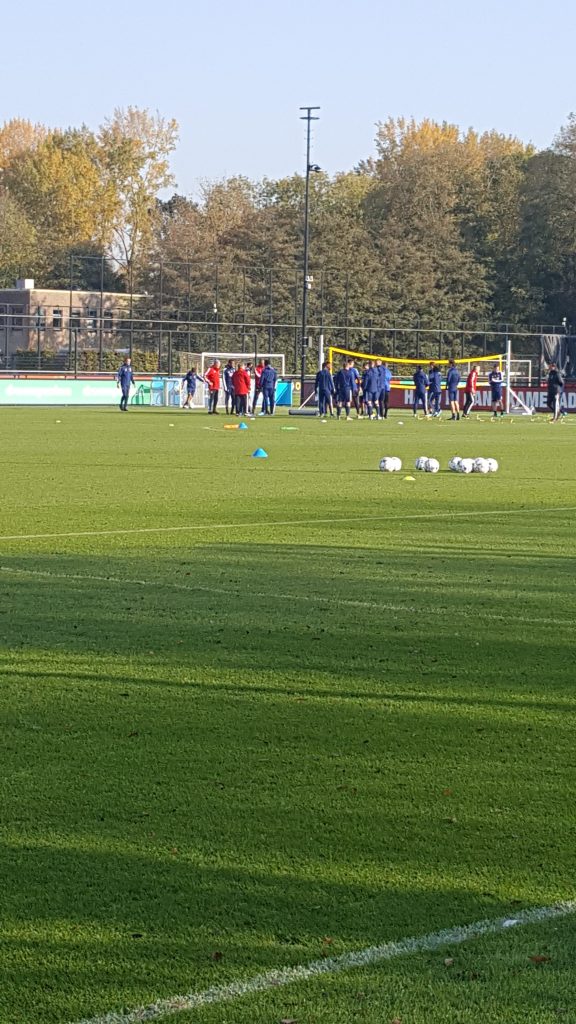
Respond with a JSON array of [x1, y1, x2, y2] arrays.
[[1, 406, 575, 1024]]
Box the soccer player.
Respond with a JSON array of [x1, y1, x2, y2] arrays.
[[462, 364, 480, 418], [260, 359, 278, 415], [412, 366, 429, 416], [349, 360, 361, 417], [116, 356, 134, 412], [223, 359, 235, 414], [363, 360, 380, 420], [251, 359, 265, 414], [334, 360, 354, 420], [204, 359, 221, 414], [315, 362, 335, 416], [488, 362, 504, 417], [428, 362, 442, 417], [446, 359, 461, 420], [232, 361, 251, 416], [546, 362, 565, 422], [181, 366, 204, 409], [377, 360, 392, 419]]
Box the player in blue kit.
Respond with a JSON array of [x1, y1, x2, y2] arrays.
[[377, 360, 392, 419], [260, 359, 278, 415], [116, 357, 134, 411], [446, 359, 461, 420], [488, 363, 504, 417], [181, 366, 204, 409], [334, 360, 354, 420], [428, 362, 442, 417], [363, 361, 380, 420], [412, 366, 429, 416], [315, 362, 335, 416], [222, 359, 235, 414], [349, 361, 361, 417]]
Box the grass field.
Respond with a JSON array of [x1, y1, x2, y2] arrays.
[[1, 405, 575, 1024]]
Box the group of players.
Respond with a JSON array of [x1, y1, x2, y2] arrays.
[[315, 358, 506, 421], [182, 358, 278, 416], [115, 355, 279, 415], [116, 353, 568, 422]]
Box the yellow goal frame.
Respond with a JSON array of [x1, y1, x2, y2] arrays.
[[326, 346, 503, 388]]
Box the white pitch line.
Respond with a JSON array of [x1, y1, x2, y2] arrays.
[[0, 504, 575, 543], [71, 900, 576, 1024], [1, 565, 572, 628]]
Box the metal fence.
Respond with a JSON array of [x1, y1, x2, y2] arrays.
[[0, 307, 554, 381]]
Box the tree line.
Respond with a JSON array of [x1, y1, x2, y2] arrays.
[[2, 107, 576, 336]]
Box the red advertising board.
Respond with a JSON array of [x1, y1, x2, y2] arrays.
[[387, 384, 576, 413]]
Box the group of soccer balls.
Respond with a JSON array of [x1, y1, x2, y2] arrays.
[[448, 456, 499, 474], [378, 455, 499, 473], [378, 456, 403, 472]]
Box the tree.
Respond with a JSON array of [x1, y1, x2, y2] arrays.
[[0, 189, 38, 287], [0, 118, 45, 174], [3, 128, 112, 266], [96, 107, 179, 272]]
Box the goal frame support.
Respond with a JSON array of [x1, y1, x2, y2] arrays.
[[505, 335, 533, 415]]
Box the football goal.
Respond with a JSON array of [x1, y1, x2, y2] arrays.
[[326, 345, 504, 386], [199, 352, 286, 376]]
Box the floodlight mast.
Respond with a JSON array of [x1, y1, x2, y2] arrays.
[[300, 106, 320, 395]]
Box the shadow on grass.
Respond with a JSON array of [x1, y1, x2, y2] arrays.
[[1, 542, 575, 1020], [0, 837, 542, 1024]]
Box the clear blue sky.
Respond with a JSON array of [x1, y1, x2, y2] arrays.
[[1, 0, 574, 195]]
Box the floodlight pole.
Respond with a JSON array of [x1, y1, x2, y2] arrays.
[[300, 106, 320, 395]]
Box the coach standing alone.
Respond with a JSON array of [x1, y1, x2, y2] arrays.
[[116, 356, 135, 412]]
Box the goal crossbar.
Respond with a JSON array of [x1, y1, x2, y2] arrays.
[[327, 346, 504, 390], [200, 351, 286, 375], [327, 345, 503, 368]]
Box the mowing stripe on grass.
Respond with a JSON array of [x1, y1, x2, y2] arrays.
[[71, 900, 576, 1024], [0, 504, 576, 544], [1, 565, 572, 628]]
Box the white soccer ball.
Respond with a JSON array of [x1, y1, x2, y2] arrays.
[[379, 457, 395, 472], [473, 458, 490, 474], [415, 457, 427, 471], [460, 458, 474, 474], [425, 458, 440, 473], [448, 457, 462, 472], [486, 458, 499, 473], [390, 457, 402, 471]]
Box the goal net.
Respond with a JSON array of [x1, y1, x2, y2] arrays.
[[326, 345, 504, 387]]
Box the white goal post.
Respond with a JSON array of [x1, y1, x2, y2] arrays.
[[199, 352, 286, 376], [505, 339, 533, 415]]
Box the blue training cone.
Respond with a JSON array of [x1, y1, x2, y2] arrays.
[[251, 448, 268, 458], [238, 422, 248, 430]]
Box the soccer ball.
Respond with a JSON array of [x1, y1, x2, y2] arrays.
[[448, 456, 462, 472], [379, 457, 395, 472], [473, 458, 490, 474], [486, 458, 499, 473], [415, 457, 427, 471], [425, 458, 440, 473], [460, 458, 474, 474], [390, 457, 402, 471]]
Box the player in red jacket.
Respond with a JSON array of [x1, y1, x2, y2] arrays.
[[251, 360, 265, 413], [232, 362, 251, 416], [204, 360, 221, 414], [462, 364, 479, 418]]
